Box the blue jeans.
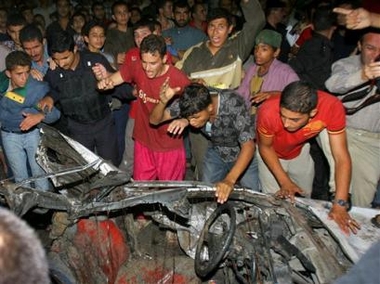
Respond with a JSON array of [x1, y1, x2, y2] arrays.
[[202, 146, 260, 191], [1, 129, 49, 190]]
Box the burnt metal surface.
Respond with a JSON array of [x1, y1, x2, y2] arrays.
[[0, 126, 356, 283]]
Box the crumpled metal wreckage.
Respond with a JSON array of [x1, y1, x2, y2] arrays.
[[0, 126, 378, 284]]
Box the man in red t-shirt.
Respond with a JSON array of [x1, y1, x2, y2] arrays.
[[256, 81, 360, 235], [97, 34, 190, 180], [118, 19, 173, 177]]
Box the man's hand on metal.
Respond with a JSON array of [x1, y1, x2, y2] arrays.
[[275, 181, 305, 203], [215, 179, 234, 204], [328, 205, 361, 235]]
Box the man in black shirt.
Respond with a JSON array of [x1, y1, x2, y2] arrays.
[[42, 31, 118, 166]]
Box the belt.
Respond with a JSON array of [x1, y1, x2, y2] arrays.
[[1, 127, 36, 134]]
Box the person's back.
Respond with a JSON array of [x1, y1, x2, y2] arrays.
[[289, 6, 337, 90], [0, 208, 50, 284]]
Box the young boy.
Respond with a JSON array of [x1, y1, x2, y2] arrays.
[[103, 1, 134, 67], [0, 51, 60, 190]]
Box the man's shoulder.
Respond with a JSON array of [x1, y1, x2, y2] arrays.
[[27, 76, 48, 88], [105, 28, 120, 36], [185, 25, 206, 36], [125, 48, 141, 64], [271, 59, 295, 71], [26, 77, 49, 94], [258, 95, 281, 115], [220, 90, 244, 102], [185, 41, 207, 55], [332, 54, 360, 68], [80, 50, 104, 60], [80, 51, 111, 69], [162, 27, 175, 37], [218, 91, 243, 112], [262, 93, 281, 105], [167, 65, 190, 80], [46, 20, 60, 31], [126, 47, 139, 56], [175, 41, 206, 70], [317, 90, 341, 103], [316, 90, 345, 115]]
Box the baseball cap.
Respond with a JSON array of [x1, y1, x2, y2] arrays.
[[255, 29, 282, 48]]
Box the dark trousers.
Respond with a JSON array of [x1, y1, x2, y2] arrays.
[[309, 138, 330, 200], [67, 113, 118, 166]]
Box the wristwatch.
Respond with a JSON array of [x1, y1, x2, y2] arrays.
[[332, 199, 349, 208]]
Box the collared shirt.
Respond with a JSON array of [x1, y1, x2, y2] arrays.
[[31, 44, 50, 76], [162, 25, 207, 52]]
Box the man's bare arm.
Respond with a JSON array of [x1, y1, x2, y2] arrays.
[[96, 70, 124, 90], [216, 140, 255, 204], [149, 78, 180, 125], [328, 131, 360, 234]]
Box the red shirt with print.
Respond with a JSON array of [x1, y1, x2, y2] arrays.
[[124, 47, 173, 119], [119, 62, 190, 152]]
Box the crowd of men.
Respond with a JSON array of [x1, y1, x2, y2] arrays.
[[0, 0, 379, 238], [0, 0, 380, 282]]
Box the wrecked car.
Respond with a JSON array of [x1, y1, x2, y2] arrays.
[[0, 125, 379, 284]]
